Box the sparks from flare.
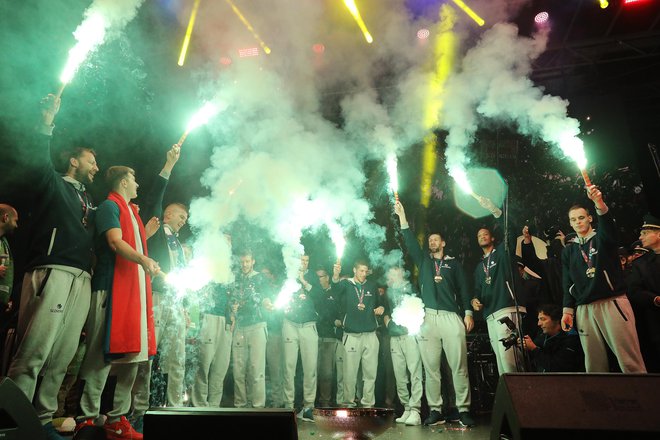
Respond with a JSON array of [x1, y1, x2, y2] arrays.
[[391, 295, 425, 336], [58, 12, 108, 97], [386, 154, 399, 202], [327, 222, 346, 264], [225, 0, 271, 54], [559, 134, 591, 186], [449, 0, 485, 27], [178, 0, 201, 66], [178, 102, 219, 146], [342, 0, 374, 43], [274, 278, 300, 310]]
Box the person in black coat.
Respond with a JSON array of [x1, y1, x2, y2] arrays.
[[627, 214, 660, 373], [522, 304, 584, 372]]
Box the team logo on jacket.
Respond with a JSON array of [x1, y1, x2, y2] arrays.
[[50, 303, 64, 313]]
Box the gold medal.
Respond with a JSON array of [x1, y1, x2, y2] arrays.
[[357, 303, 366, 311], [485, 276, 492, 285], [586, 267, 596, 278], [434, 275, 443, 283]]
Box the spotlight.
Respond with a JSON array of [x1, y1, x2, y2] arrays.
[[599, 0, 609, 8], [417, 28, 430, 40], [312, 43, 325, 54], [534, 11, 549, 24]]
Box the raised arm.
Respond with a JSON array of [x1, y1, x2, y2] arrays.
[[394, 201, 425, 267]]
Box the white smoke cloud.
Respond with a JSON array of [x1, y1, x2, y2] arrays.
[[178, 0, 566, 286], [61, 0, 146, 83], [442, 22, 581, 180]]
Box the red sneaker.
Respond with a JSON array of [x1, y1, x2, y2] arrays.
[[104, 416, 143, 440], [74, 418, 95, 436]]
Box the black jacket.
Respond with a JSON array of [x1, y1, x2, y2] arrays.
[[562, 212, 625, 309], [24, 134, 94, 272]]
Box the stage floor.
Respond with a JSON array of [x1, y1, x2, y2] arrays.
[[297, 415, 492, 440]]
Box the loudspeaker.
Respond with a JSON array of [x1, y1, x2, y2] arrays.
[[491, 373, 660, 440], [144, 407, 298, 439], [0, 377, 45, 440]]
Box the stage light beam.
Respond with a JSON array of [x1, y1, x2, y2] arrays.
[[178, 0, 201, 66], [342, 0, 374, 43], [225, 0, 271, 54], [450, 0, 485, 27], [420, 5, 457, 208]]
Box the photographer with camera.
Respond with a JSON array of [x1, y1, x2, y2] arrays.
[[521, 304, 583, 372]]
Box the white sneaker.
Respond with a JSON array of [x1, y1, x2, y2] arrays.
[[395, 410, 411, 424], [405, 410, 422, 426]]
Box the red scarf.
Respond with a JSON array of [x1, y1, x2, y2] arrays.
[[106, 191, 156, 357]]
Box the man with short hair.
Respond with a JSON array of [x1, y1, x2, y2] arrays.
[[228, 250, 273, 408], [8, 95, 99, 440], [128, 150, 183, 428], [394, 201, 474, 427], [561, 185, 645, 373], [315, 267, 343, 408], [471, 226, 526, 375], [282, 255, 319, 422], [522, 304, 583, 372], [75, 163, 162, 439], [332, 260, 384, 408], [627, 214, 660, 372], [0, 204, 18, 308]]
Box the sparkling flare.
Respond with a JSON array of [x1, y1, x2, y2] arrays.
[[165, 259, 213, 299], [274, 279, 300, 309], [450, 167, 473, 195], [186, 102, 220, 133], [386, 154, 399, 196], [327, 222, 346, 263], [391, 295, 425, 335], [60, 13, 107, 85]]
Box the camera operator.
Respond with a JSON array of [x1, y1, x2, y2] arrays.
[[521, 304, 584, 372]]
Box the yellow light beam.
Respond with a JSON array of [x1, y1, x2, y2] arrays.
[[178, 0, 201, 66], [342, 0, 374, 43], [225, 0, 272, 54], [450, 0, 485, 27], [420, 5, 457, 208]]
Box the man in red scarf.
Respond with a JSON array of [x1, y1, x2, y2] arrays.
[[75, 165, 161, 440]]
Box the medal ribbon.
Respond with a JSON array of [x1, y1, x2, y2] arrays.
[[354, 283, 365, 305], [433, 257, 444, 279], [579, 241, 593, 270], [482, 251, 493, 280], [75, 190, 91, 227]]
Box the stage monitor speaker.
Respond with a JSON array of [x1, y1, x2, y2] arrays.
[[491, 373, 660, 440], [0, 377, 45, 440], [144, 407, 298, 439]]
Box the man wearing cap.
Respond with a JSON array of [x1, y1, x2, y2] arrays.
[[627, 214, 660, 372], [561, 185, 645, 373]]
